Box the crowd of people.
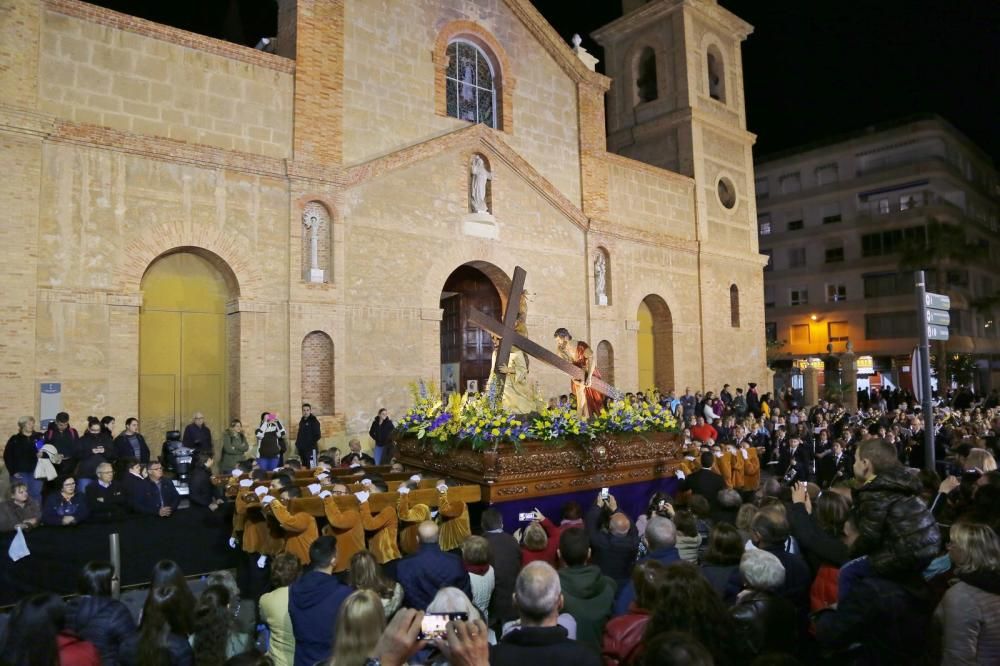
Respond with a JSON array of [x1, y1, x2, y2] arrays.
[[1, 384, 1000, 665]]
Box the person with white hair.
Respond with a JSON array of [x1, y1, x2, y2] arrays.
[[491, 561, 600, 666], [730, 549, 798, 657], [395, 521, 472, 610], [426, 586, 496, 645]]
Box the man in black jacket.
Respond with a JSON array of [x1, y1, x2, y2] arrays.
[[369, 408, 394, 465], [395, 521, 472, 609], [481, 508, 522, 628], [585, 492, 638, 588], [294, 404, 322, 467], [491, 561, 600, 666], [187, 451, 222, 510], [113, 417, 150, 464], [125, 459, 180, 516], [85, 462, 128, 522], [681, 452, 727, 510]]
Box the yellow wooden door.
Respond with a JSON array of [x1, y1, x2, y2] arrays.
[[140, 253, 229, 453], [637, 300, 655, 392]]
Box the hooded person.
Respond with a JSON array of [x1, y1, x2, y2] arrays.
[[287, 536, 353, 666]]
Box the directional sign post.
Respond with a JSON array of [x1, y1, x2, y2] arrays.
[[915, 271, 948, 471]]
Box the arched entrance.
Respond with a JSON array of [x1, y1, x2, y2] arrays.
[[139, 250, 235, 447], [440, 263, 508, 395], [637, 295, 674, 392]]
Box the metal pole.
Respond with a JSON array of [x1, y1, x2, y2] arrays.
[[109, 532, 121, 599], [915, 271, 935, 470]]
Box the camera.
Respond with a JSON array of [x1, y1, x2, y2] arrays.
[[518, 512, 535, 522], [782, 466, 798, 485], [419, 612, 468, 640]]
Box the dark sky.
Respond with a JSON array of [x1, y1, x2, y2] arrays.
[[90, 0, 1000, 162]]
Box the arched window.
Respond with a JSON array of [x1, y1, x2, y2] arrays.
[[635, 47, 658, 104], [446, 41, 497, 128], [302, 331, 334, 415], [707, 46, 726, 102], [730, 284, 740, 328], [596, 340, 615, 385]]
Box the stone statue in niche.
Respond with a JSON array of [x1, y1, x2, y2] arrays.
[[302, 206, 326, 283], [595, 253, 608, 305], [470, 155, 493, 215]]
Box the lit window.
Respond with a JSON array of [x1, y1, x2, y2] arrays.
[[828, 321, 849, 342], [826, 284, 847, 302], [446, 41, 497, 128], [790, 324, 810, 344]]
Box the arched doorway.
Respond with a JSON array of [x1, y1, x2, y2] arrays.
[[301, 331, 334, 415], [440, 264, 507, 395], [637, 295, 674, 392], [597, 340, 615, 386], [139, 251, 234, 449]]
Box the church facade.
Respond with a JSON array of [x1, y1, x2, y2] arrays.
[[0, 0, 767, 448]]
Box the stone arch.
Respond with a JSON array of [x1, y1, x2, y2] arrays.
[[637, 294, 675, 392], [730, 284, 741, 328], [633, 46, 658, 105], [596, 340, 615, 386], [705, 41, 727, 103], [433, 20, 515, 132], [594, 246, 611, 306], [301, 201, 333, 283], [301, 331, 334, 415]]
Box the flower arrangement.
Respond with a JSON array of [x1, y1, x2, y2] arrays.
[[398, 381, 677, 452]]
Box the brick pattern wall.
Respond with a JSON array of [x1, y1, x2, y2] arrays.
[[38, 2, 293, 158], [606, 154, 696, 240], [301, 331, 334, 415]]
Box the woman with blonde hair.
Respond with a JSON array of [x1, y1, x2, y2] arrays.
[[347, 550, 402, 618], [327, 590, 385, 666], [965, 448, 998, 474], [936, 521, 1000, 664]]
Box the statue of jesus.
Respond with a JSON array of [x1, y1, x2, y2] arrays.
[[554, 328, 603, 419]]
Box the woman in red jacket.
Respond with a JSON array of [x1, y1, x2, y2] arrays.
[[519, 508, 561, 567], [602, 559, 670, 665], [0, 592, 101, 666]]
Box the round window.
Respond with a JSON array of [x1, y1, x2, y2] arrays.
[[718, 177, 737, 209]]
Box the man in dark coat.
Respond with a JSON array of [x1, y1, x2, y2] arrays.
[[187, 451, 222, 510], [45, 412, 80, 477], [681, 452, 727, 510], [817, 440, 852, 488], [294, 403, 322, 466], [368, 408, 395, 465], [750, 509, 812, 617], [112, 417, 150, 465], [481, 508, 521, 628], [181, 413, 213, 455], [125, 459, 179, 517], [289, 536, 353, 666], [613, 516, 679, 615], [491, 561, 600, 666], [395, 521, 472, 610], [747, 382, 761, 418], [585, 493, 638, 588], [85, 462, 128, 522]]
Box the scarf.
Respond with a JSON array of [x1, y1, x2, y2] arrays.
[[464, 562, 490, 576]]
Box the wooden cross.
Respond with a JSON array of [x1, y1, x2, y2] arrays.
[[469, 265, 623, 402]]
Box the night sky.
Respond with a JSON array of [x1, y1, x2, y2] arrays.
[[88, 0, 1000, 162]]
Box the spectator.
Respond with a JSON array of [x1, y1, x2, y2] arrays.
[[427, 585, 494, 649], [368, 407, 394, 465], [193, 585, 239, 664], [295, 404, 322, 467], [0, 480, 41, 532], [113, 417, 151, 465], [259, 553, 301, 666], [288, 536, 353, 666], [730, 549, 798, 658], [519, 508, 560, 568], [182, 412, 213, 456], [220, 419, 250, 473], [641, 562, 741, 666], [602, 559, 669, 666], [127, 458, 180, 517], [699, 522, 745, 602], [4, 416, 43, 503], [935, 520, 1000, 664], [42, 476, 89, 526], [690, 416, 718, 444], [462, 535, 495, 623], [341, 438, 375, 467], [585, 492, 639, 587], [0, 592, 100, 666], [640, 631, 714, 666], [480, 508, 521, 628], [749, 508, 811, 616], [328, 589, 386, 665], [735, 503, 759, 546], [66, 561, 137, 666], [348, 550, 403, 618], [681, 452, 726, 510], [491, 561, 600, 666], [556, 526, 616, 650], [396, 521, 473, 610], [76, 417, 116, 492], [255, 413, 287, 472], [966, 447, 998, 473], [672, 510, 702, 563], [713, 488, 742, 525], [613, 516, 679, 615], [85, 461, 128, 522], [558, 501, 584, 534], [204, 570, 255, 656], [634, 492, 673, 540], [120, 584, 195, 666], [188, 451, 223, 511], [149, 559, 197, 624], [45, 411, 79, 478], [849, 438, 941, 581]]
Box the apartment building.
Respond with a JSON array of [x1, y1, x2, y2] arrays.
[[757, 115, 1000, 393]]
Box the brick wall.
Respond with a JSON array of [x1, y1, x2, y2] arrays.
[[606, 155, 697, 240], [301, 331, 334, 415], [37, 1, 294, 158]]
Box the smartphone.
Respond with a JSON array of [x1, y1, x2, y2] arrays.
[[419, 612, 468, 640], [600, 487, 609, 501], [518, 512, 535, 522]]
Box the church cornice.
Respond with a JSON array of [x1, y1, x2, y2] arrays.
[[593, 0, 752, 44]]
